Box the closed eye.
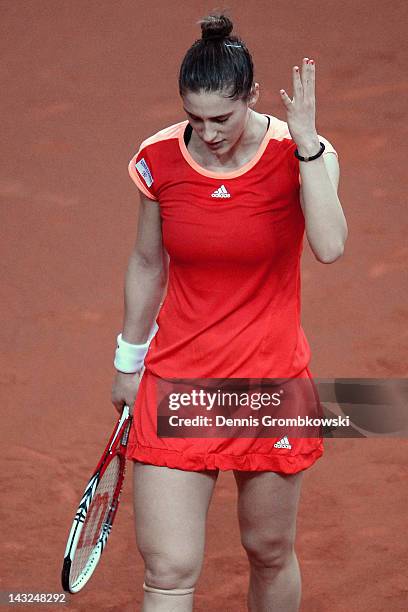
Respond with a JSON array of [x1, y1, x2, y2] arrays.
[[185, 110, 231, 124], [189, 116, 229, 123]]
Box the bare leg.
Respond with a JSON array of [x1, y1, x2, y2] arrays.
[[233, 469, 304, 612], [133, 461, 219, 612]]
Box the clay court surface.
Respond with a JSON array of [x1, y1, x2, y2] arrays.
[[1, 1, 407, 610]]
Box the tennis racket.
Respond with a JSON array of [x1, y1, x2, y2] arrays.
[[61, 404, 132, 593]]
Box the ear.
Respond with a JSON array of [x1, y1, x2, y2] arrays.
[[248, 82, 260, 108]]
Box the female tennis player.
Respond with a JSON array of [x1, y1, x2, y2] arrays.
[[112, 13, 347, 612]]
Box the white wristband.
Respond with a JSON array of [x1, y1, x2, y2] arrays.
[[114, 322, 159, 373]]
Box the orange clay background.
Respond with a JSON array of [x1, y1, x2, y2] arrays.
[[1, 1, 407, 610]]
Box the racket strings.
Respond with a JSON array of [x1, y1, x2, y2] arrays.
[[70, 455, 121, 584]]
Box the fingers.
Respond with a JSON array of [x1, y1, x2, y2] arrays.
[[300, 57, 309, 86], [293, 63, 303, 99], [113, 399, 125, 415], [112, 370, 142, 415], [113, 399, 134, 417], [281, 57, 316, 103], [302, 57, 315, 98], [279, 88, 292, 107]]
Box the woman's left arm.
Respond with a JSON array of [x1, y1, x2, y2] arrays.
[[280, 57, 348, 264]]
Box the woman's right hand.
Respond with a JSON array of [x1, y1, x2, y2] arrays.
[[111, 369, 143, 416]]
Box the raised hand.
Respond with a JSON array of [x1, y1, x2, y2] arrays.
[[279, 57, 319, 149]]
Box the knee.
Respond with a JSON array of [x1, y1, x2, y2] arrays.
[[241, 532, 295, 570], [143, 550, 202, 589]]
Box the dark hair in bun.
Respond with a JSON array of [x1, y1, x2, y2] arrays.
[[200, 14, 233, 40], [179, 12, 254, 101]]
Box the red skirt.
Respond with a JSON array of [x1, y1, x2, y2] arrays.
[[126, 366, 324, 474]]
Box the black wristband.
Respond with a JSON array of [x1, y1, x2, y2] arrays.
[[294, 141, 325, 161]]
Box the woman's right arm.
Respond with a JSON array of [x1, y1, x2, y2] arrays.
[[111, 190, 168, 414]]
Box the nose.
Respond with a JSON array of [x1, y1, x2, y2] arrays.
[[201, 124, 218, 143]]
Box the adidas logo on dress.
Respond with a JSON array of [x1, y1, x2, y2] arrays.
[[273, 435, 292, 449], [211, 185, 231, 198]]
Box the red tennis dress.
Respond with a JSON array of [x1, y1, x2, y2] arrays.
[[125, 115, 338, 473]]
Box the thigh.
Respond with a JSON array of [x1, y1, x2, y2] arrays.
[[233, 469, 304, 559], [133, 461, 219, 574]]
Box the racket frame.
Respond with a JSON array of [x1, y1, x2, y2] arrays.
[[61, 405, 132, 593]]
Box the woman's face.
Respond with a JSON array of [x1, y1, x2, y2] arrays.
[[182, 88, 255, 154]]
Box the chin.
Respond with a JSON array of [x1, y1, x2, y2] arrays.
[[218, 140, 232, 152]]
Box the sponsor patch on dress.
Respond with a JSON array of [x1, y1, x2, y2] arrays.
[[135, 157, 154, 187]]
